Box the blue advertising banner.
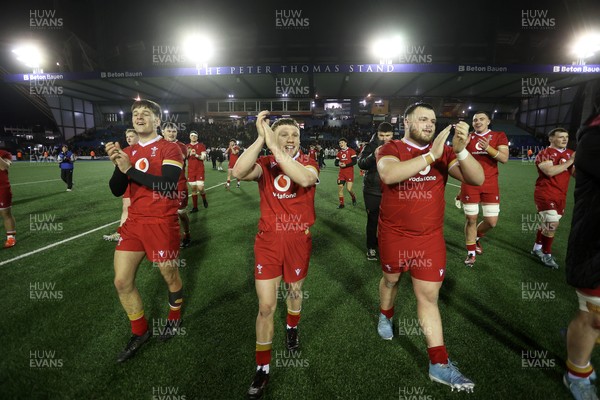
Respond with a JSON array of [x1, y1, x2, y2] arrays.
[[4, 63, 599, 83]]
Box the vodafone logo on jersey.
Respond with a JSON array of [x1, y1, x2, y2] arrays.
[[274, 174, 292, 192], [272, 174, 297, 199], [475, 140, 484, 151], [409, 160, 437, 182], [135, 158, 150, 172], [419, 165, 431, 175], [341, 154, 347, 159]]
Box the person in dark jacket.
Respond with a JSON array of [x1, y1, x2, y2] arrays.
[[563, 110, 600, 399], [57, 144, 76, 191], [317, 144, 326, 169], [357, 122, 394, 260]]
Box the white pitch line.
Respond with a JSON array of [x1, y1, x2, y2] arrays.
[[1, 181, 226, 266], [11, 179, 62, 186], [0, 220, 119, 266], [202, 182, 226, 191], [447, 182, 461, 188]]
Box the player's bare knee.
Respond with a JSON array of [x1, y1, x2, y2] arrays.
[[384, 275, 399, 288], [113, 277, 134, 293], [416, 293, 439, 306], [585, 305, 600, 330], [159, 262, 181, 282], [258, 302, 277, 318], [414, 286, 440, 304]]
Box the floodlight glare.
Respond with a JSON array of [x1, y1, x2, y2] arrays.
[[371, 35, 404, 62], [572, 33, 600, 59], [12, 45, 43, 68], [182, 34, 214, 65]]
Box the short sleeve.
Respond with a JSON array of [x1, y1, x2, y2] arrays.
[[444, 145, 457, 169], [163, 143, 184, 169], [376, 140, 399, 162], [497, 132, 509, 147]]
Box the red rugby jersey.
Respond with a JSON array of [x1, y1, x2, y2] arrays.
[[465, 129, 508, 180], [336, 148, 356, 171], [187, 142, 206, 172], [256, 152, 319, 232], [123, 136, 183, 222], [535, 147, 575, 200], [377, 138, 458, 237]]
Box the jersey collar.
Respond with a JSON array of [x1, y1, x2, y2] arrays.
[[401, 137, 430, 151], [549, 146, 567, 153], [473, 129, 491, 137], [137, 135, 162, 147]]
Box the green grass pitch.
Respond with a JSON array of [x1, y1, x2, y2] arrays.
[[0, 158, 584, 399]]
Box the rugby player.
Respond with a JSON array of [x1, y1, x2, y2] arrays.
[[105, 99, 184, 362], [226, 139, 241, 189], [0, 148, 16, 248], [187, 131, 208, 212], [460, 111, 509, 266], [531, 128, 575, 269], [335, 138, 357, 208], [233, 110, 318, 399], [376, 102, 483, 392], [163, 123, 192, 248], [308, 143, 318, 163]]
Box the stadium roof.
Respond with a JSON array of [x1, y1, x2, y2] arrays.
[[1, 0, 599, 124]]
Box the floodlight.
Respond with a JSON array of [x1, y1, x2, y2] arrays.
[[182, 34, 214, 65], [12, 45, 43, 68]]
